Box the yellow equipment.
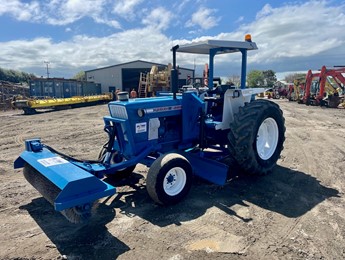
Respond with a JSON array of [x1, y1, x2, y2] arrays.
[[13, 93, 114, 114], [288, 78, 305, 102], [138, 64, 172, 97]]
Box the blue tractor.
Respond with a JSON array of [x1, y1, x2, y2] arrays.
[[15, 35, 285, 223]]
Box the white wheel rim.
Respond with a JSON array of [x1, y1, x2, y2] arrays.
[[256, 117, 279, 160], [163, 167, 187, 196]]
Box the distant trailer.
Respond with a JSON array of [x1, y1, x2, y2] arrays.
[[12, 93, 114, 114]]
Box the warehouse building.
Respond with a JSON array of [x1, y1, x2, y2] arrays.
[[85, 60, 194, 93]]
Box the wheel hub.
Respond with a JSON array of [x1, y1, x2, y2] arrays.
[[166, 173, 176, 185], [163, 167, 186, 196], [256, 117, 279, 160]]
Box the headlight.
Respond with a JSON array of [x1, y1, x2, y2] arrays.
[[137, 109, 145, 117]]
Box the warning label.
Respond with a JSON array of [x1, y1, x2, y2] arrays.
[[38, 157, 69, 167], [136, 122, 147, 133]]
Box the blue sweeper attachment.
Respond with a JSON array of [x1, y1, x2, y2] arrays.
[[14, 139, 116, 222]]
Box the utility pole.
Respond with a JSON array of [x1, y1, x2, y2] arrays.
[[44, 61, 50, 78]]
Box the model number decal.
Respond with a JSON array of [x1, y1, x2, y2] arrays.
[[144, 105, 182, 114], [136, 122, 147, 133], [38, 157, 69, 167]]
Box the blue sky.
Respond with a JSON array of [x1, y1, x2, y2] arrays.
[[0, 0, 345, 80]]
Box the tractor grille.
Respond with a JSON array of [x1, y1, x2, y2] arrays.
[[109, 105, 128, 119]]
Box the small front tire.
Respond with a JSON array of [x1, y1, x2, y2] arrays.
[[146, 153, 193, 205]]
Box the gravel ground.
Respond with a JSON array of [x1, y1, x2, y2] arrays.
[[0, 99, 344, 260]]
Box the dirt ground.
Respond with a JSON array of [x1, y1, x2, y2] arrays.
[[0, 99, 345, 260]]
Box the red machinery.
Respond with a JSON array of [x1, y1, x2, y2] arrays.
[[303, 66, 345, 108], [303, 69, 320, 105]]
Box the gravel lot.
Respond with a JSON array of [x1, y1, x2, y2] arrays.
[[0, 99, 344, 259]]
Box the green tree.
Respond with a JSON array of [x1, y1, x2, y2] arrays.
[[263, 70, 277, 88], [72, 71, 86, 81], [0, 67, 34, 83], [247, 70, 264, 87]]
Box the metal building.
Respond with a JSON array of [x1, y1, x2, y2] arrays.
[[85, 60, 194, 93]]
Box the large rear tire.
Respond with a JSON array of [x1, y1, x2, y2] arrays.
[[146, 153, 193, 205], [227, 100, 285, 175]]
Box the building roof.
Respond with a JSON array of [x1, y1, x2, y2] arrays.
[[85, 60, 193, 72], [85, 59, 194, 73]]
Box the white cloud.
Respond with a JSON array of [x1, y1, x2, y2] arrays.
[[45, 0, 121, 28], [256, 4, 273, 19], [174, 0, 192, 13], [0, 0, 121, 28], [183, 1, 345, 73], [243, 1, 345, 65], [183, 1, 345, 74], [142, 7, 173, 31], [0, 28, 173, 77], [1, 1, 345, 77], [113, 0, 143, 20], [235, 16, 244, 23], [0, 0, 41, 21], [186, 7, 220, 30]]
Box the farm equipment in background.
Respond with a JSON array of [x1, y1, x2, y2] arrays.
[[302, 69, 318, 105], [182, 63, 221, 91], [303, 66, 345, 108], [287, 77, 306, 102], [11, 93, 115, 114], [201, 63, 222, 88], [14, 35, 286, 223], [138, 63, 221, 98], [138, 64, 172, 98], [265, 86, 288, 99]]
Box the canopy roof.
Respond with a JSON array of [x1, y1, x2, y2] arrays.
[[176, 40, 258, 55]]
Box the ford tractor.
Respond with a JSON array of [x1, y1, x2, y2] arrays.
[[14, 35, 285, 223]]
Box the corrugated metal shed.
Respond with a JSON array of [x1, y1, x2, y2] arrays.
[[85, 60, 194, 93]]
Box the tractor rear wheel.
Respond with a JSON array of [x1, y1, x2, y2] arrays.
[[98, 147, 136, 179], [228, 99, 285, 175], [146, 153, 193, 205]]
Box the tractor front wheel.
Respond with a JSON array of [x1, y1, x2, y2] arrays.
[[228, 99, 285, 175], [146, 153, 193, 205]]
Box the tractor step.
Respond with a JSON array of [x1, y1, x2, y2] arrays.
[[182, 150, 229, 185]]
